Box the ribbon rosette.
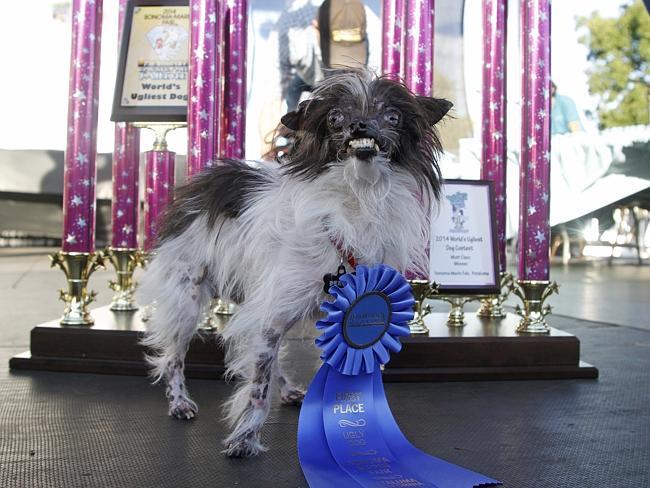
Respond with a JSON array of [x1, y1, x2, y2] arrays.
[[315, 264, 414, 375], [298, 264, 501, 488]]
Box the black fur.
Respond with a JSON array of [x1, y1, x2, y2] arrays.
[[279, 70, 453, 201], [157, 159, 271, 244]]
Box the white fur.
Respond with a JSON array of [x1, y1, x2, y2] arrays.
[[138, 154, 430, 456]]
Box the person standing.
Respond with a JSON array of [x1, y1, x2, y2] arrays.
[[551, 81, 584, 135], [276, 0, 324, 111]]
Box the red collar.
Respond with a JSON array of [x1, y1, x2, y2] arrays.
[[330, 237, 356, 269]]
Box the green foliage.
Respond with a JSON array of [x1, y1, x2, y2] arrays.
[[578, 0, 650, 128]]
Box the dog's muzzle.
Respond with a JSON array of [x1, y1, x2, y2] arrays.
[[346, 137, 380, 161]]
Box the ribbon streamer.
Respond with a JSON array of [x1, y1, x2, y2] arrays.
[[298, 265, 501, 487]]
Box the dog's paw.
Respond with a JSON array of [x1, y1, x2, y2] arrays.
[[223, 432, 267, 458], [280, 387, 305, 406], [168, 396, 198, 420]]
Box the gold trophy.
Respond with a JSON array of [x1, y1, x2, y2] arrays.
[[476, 271, 514, 319], [407, 280, 439, 335], [510, 280, 559, 334], [105, 248, 145, 311], [50, 250, 105, 326]]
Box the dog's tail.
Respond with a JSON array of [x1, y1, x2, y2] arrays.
[[137, 234, 213, 383]]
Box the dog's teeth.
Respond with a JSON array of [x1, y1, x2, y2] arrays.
[[348, 138, 376, 150]]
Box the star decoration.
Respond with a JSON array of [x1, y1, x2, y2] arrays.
[[527, 136, 536, 149], [77, 217, 87, 228], [71, 195, 82, 206], [75, 152, 88, 165], [66, 233, 77, 244], [123, 224, 133, 234], [72, 89, 86, 100], [198, 109, 209, 120], [116, 209, 124, 218], [534, 230, 546, 244], [528, 205, 537, 216]]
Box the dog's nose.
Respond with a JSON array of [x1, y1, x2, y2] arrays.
[[350, 120, 369, 136]]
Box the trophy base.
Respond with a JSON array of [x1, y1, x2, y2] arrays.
[[9, 306, 225, 379], [10, 309, 598, 383], [110, 298, 138, 312], [408, 318, 430, 335], [383, 312, 598, 382], [476, 297, 507, 319]]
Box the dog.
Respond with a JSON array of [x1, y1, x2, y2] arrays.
[[138, 69, 452, 457]]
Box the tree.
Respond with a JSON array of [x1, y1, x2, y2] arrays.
[[578, 1, 650, 128]]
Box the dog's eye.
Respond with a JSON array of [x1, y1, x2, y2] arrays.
[[327, 109, 345, 128], [384, 108, 401, 126]]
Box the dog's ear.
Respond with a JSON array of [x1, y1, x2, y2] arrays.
[[281, 100, 310, 131], [416, 96, 453, 125]]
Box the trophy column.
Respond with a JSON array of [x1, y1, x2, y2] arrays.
[[53, 0, 104, 326]]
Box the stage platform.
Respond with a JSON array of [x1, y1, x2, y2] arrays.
[[2, 312, 648, 488], [2, 249, 649, 487]]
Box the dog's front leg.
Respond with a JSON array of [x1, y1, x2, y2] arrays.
[[275, 352, 305, 406], [222, 326, 285, 457]]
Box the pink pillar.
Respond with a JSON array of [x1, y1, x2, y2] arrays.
[[112, 0, 140, 249], [481, 0, 508, 272], [220, 0, 248, 159], [187, 0, 221, 176], [62, 0, 103, 252], [381, 0, 406, 78], [112, 124, 140, 248], [404, 0, 434, 95], [404, 0, 434, 280], [518, 0, 551, 281], [143, 151, 175, 252]]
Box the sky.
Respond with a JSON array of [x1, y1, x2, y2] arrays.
[[0, 0, 633, 155]]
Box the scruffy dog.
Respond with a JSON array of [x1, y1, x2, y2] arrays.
[[139, 69, 452, 457]]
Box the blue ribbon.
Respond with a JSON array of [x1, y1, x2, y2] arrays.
[[298, 265, 500, 487]]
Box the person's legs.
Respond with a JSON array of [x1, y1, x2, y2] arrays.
[[286, 74, 313, 112]]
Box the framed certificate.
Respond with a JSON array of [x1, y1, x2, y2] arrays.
[[429, 179, 500, 295], [111, 0, 189, 122]]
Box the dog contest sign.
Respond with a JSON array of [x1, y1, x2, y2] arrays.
[[429, 180, 500, 295], [112, 0, 189, 122], [298, 264, 500, 487]]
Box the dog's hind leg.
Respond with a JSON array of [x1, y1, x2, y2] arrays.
[[141, 261, 212, 420]]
